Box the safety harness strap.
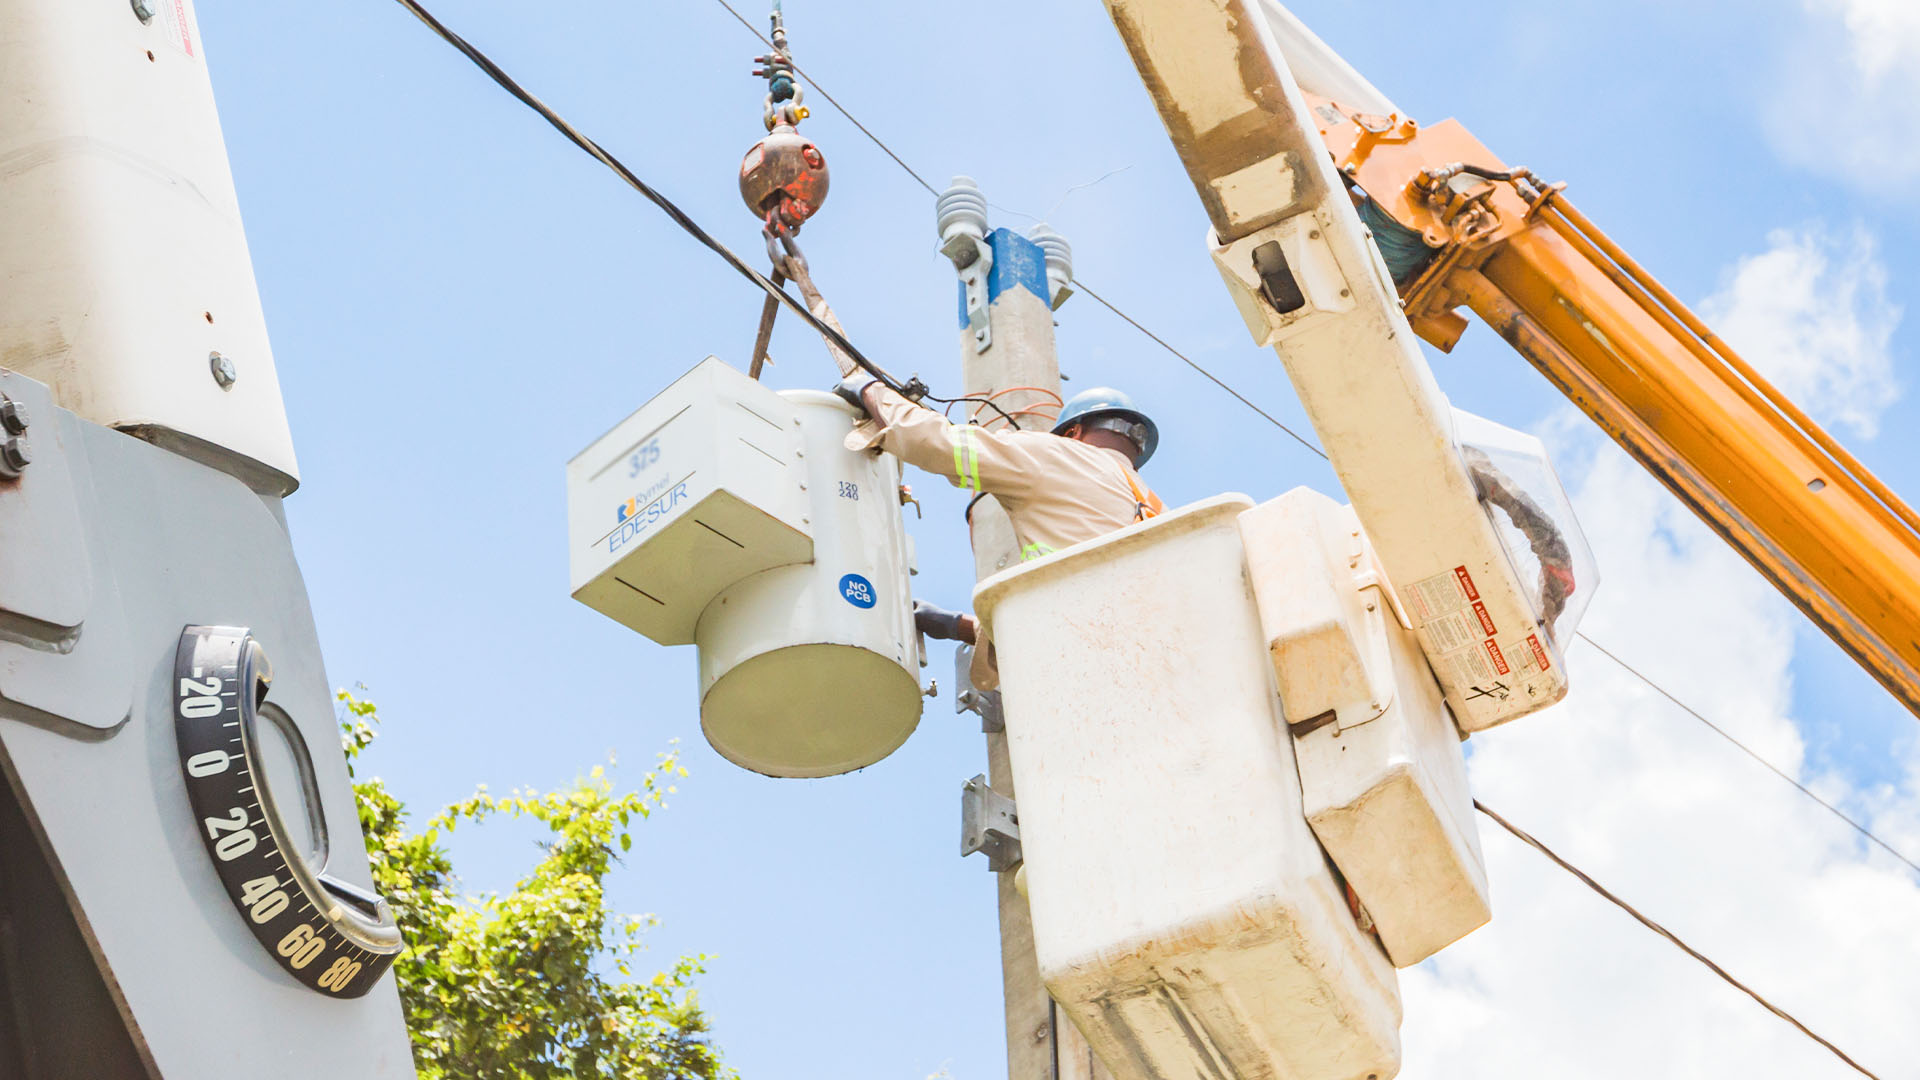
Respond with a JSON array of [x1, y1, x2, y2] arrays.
[[1127, 472, 1165, 522]]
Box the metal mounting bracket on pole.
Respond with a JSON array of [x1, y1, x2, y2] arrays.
[[953, 643, 1004, 733], [936, 176, 994, 353], [945, 233, 994, 353], [961, 775, 1021, 872]]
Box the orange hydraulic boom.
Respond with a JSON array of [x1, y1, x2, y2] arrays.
[[1313, 100, 1920, 717]]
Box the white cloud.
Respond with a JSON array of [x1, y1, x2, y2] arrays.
[[1397, 229, 1918, 1076], [1812, 0, 1920, 84], [1769, 0, 1920, 191], [1697, 224, 1900, 439]]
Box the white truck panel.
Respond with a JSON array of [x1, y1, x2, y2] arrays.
[[0, 0, 298, 493]]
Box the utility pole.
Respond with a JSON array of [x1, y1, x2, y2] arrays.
[[935, 179, 1107, 1080]]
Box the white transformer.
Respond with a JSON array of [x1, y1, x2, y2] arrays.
[[567, 359, 920, 778], [0, 0, 299, 494]]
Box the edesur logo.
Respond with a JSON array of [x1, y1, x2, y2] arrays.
[[608, 481, 689, 554], [615, 476, 674, 525]]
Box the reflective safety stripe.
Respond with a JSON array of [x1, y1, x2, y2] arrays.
[[1020, 542, 1056, 561], [951, 427, 983, 492]]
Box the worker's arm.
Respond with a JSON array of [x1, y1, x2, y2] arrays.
[[847, 380, 1048, 500], [914, 599, 979, 645]]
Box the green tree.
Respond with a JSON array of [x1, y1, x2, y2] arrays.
[[339, 691, 733, 1080]]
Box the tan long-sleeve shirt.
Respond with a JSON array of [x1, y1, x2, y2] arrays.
[[857, 385, 1164, 561]]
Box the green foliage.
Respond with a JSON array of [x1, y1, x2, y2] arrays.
[[339, 691, 732, 1080]]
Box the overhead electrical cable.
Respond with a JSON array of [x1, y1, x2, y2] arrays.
[[1574, 632, 1920, 876], [1073, 283, 1329, 459], [1475, 801, 1884, 1079], [385, 0, 923, 401]]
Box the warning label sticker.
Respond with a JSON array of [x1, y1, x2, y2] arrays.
[[1445, 643, 1496, 687], [1407, 566, 1472, 622], [1483, 639, 1510, 676], [157, 0, 198, 61], [1526, 634, 1551, 672], [1470, 600, 1498, 638], [1425, 610, 1478, 652], [1504, 637, 1543, 681]]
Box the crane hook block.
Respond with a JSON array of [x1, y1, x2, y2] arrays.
[[740, 124, 829, 233]]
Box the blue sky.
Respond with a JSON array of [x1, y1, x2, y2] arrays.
[[198, 0, 1920, 1076]]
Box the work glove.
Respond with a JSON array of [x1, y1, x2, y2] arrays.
[[833, 374, 877, 416], [914, 599, 977, 645]]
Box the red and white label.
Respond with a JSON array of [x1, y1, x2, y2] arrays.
[[1408, 567, 1469, 621], [1527, 634, 1551, 672], [1470, 600, 1497, 638], [1483, 640, 1510, 676], [158, 0, 197, 59], [1425, 611, 1478, 652], [1453, 565, 1479, 601]]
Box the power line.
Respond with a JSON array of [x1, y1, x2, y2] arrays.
[[385, 0, 923, 401], [1475, 800, 1884, 1079], [1073, 283, 1328, 460], [1574, 632, 1920, 876]]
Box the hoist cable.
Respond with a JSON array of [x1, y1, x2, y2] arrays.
[[1574, 632, 1920, 876], [385, 0, 922, 401], [709, 0, 939, 196], [703, 0, 1329, 460], [1475, 800, 1884, 1079], [694, 0, 1917, 877]]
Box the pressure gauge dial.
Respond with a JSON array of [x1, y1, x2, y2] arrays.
[[173, 626, 403, 997]]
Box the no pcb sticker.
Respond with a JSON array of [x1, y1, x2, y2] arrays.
[[839, 574, 876, 609]]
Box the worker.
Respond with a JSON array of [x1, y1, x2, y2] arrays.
[[836, 375, 1166, 677]]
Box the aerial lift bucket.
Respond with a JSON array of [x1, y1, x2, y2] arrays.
[[975, 495, 1402, 1080]]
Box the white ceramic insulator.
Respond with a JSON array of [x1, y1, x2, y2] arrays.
[[1027, 223, 1073, 303], [936, 176, 989, 244]]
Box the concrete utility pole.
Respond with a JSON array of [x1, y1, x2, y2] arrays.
[[935, 179, 1108, 1080]]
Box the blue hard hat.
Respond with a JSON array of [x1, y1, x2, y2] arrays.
[[1052, 387, 1159, 468]]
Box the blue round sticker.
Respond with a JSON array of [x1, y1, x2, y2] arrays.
[[838, 573, 876, 609]]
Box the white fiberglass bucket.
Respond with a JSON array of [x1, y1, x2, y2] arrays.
[[974, 494, 1400, 1080]]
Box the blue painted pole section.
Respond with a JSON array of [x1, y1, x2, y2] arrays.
[[957, 228, 1053, 327]]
